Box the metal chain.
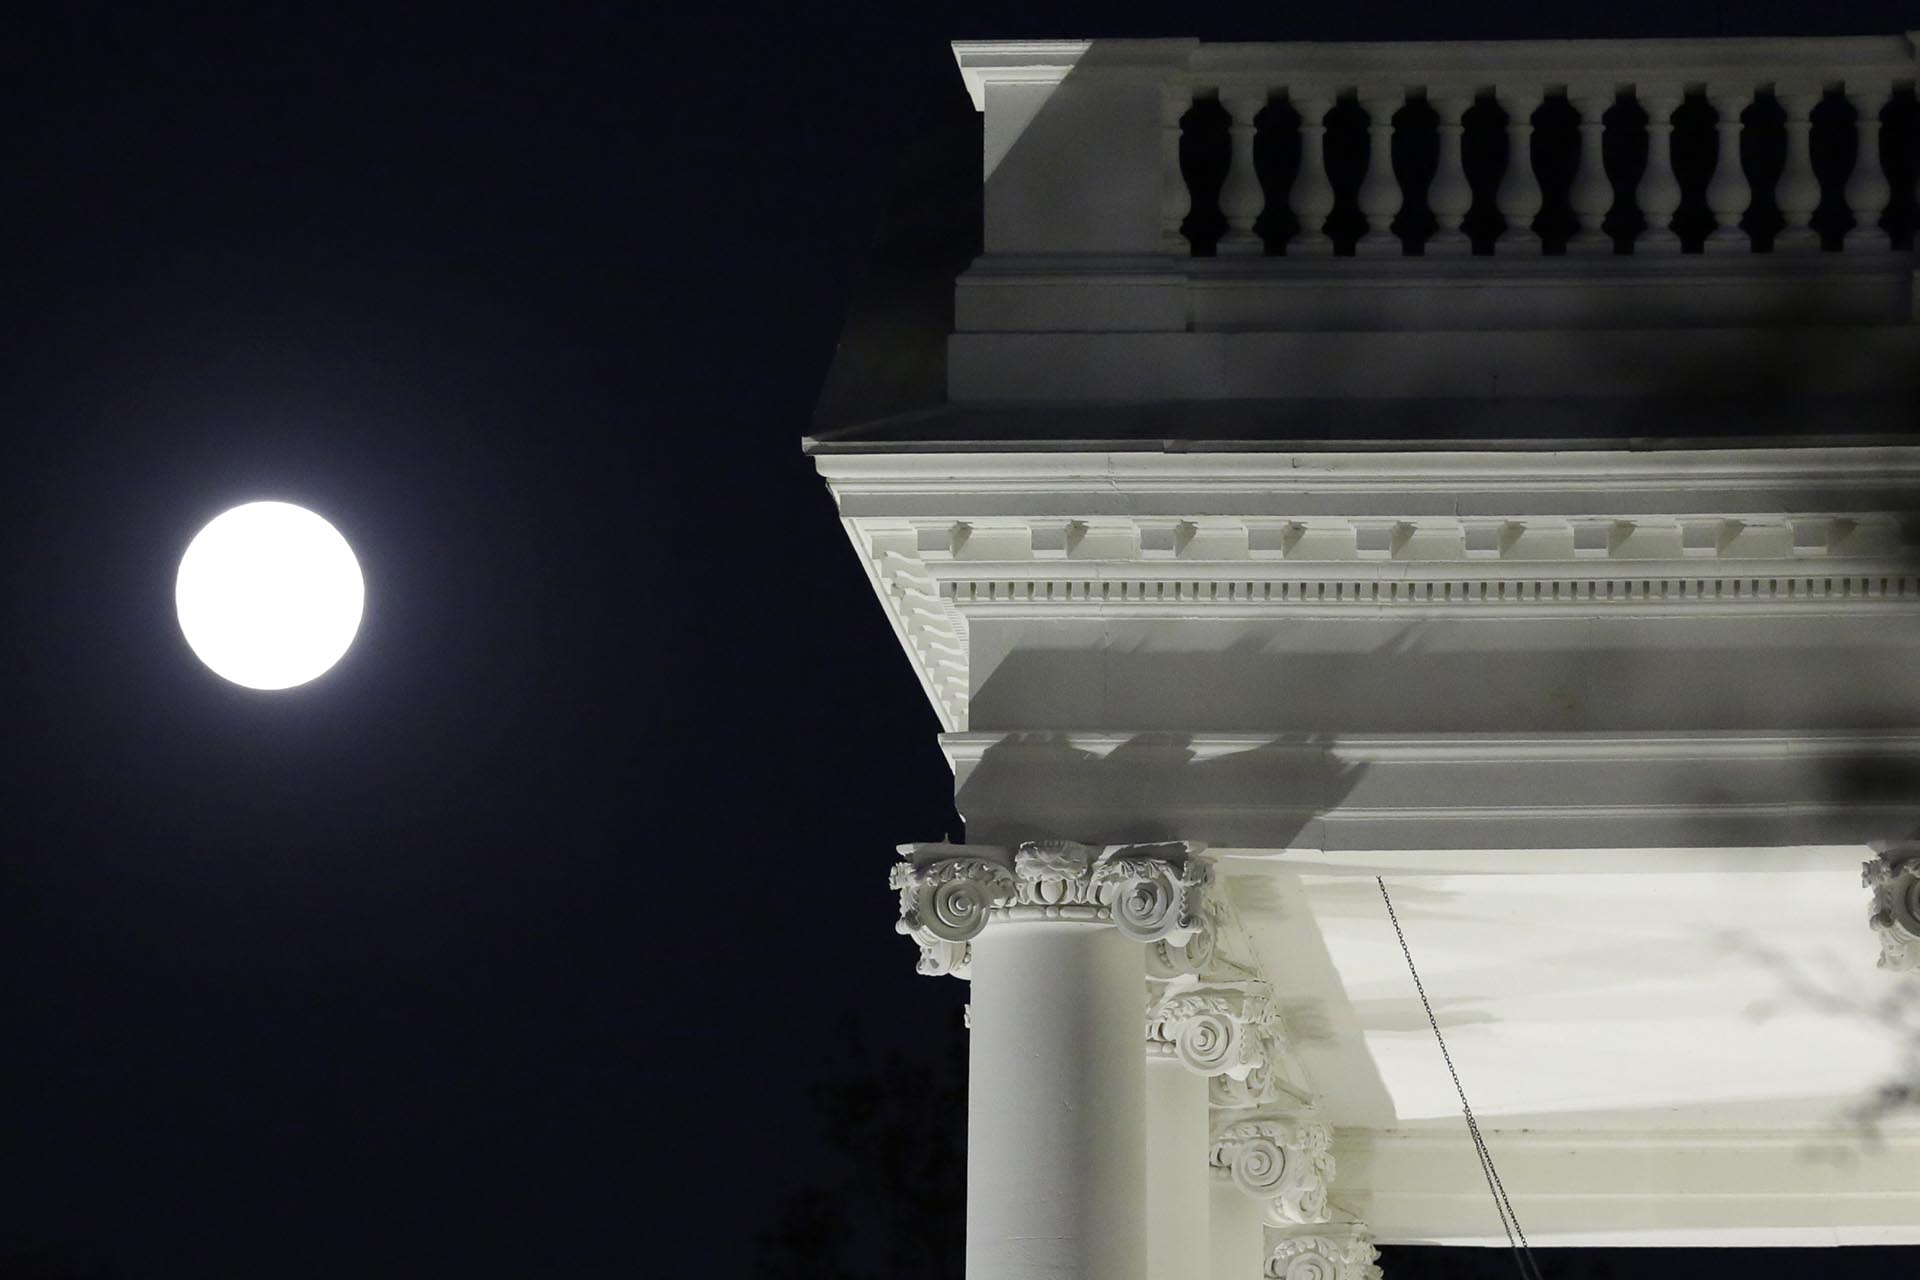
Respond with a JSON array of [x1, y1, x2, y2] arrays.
[[1377, 876, 1545, 1280]]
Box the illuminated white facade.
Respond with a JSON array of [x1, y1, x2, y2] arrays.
[[810, 34, 1920, 1278]]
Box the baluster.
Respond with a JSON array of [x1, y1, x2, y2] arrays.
[[1287, 94, 1336, 256], [1633, 89, 1683, 252], [1843, 84, 1893, 250], [1703, 86, 1754, 252], [1771, 88, 1822, 251], [1218, 88, 1266, 255], [1161, 82, 1194, 254], [1494, 87, 1543, 252], [1566, 87, 1616, 254], [1425, 91, 1474, 255], [1355, 90, 1404, 255]]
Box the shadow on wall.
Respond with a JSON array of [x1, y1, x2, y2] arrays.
[[969, 617, 1920, 736], [953, 728, 1369, 849]]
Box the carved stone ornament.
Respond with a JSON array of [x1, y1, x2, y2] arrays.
[[1146, 888, 1221, 979], [1264, 1226, 1382, 1280], [1211, 1114, 1336, 1226], [1147, 981, 1272, 1078], [1210, 1020, 1310, 1111], [1864, 850, 1920, 971], [892, 840, 1211, 977]]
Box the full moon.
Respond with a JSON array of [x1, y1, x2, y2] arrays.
[[175, 502, 365, 690]]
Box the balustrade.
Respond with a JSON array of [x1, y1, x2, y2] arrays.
[[1287, 95, 1337, 256], [1149, 37, 1916, 257]]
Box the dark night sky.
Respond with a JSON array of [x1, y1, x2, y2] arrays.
[[4, 3, 1917, 1276]]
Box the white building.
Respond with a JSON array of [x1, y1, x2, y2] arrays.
[[807, 33, 1920, 1279]]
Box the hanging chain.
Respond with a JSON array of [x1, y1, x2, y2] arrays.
[[1376, 876, 1545, 1280]]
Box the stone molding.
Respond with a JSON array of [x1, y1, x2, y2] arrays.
[[954, 36, 1918, 106], [1212, 1112, 1338, 1226], [891, 839, 1210, 977], [823, 448, 1920, 730], [1264, 1225, 1382, 1280], [1865, 848, 1920, 971]]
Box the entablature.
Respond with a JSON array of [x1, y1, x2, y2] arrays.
[[818, 447, 1920, 732]]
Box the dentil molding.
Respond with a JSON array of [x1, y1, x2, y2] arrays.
[[820, 448, 1920, 731], [1865, 848, 1920, 971], [891, 839, 1211, 977]]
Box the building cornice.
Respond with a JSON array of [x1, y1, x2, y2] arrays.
[[820, 446, 1920, 731]]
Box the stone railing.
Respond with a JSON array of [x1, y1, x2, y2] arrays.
[[955, 35, 1919, 258]]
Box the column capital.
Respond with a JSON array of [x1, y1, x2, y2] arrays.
[[892, 839, 1212, 977], [1210, 1111, 1336, 1226], [1864, 847, 1920, 971], [1147, 979, 1273, 1077], [1265, 1225, 1382, 1280], [1209, 1019, 1313, 1111]]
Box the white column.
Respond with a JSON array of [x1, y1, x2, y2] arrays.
[[1219, 89, 1267, 256], [1774, 88, 1823, 251], [1494, 87, 1543, 252], [1566, 87, 1614, 255], [1210, 1177, 1267, 1280], [893, 841, 1213, 1280], [1288, 95, 1336, 256], [1843, 85, 1893, 250], [1703, 85, 1753, 252], [1425, 91, 1474, 256], [1147, 1056, 1212, 1280], [1633, 89, 1683, 253], [1354, 91, 1403, 256], [971, 922, 1147, 1280]]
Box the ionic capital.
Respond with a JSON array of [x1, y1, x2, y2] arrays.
[[1210, 1112, 1336, 1226], [1147, 980, 1273, 1078], [891, 839, 1212, 978], [1209, 1018, 1313, 1111], [1864, 848, 1920, 971], [1265, 1225, 1382, 1280]]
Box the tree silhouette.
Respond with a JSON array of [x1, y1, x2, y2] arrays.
[[757, 1010, 966, 1280]]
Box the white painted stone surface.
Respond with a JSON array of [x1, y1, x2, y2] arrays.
[[968, 923, 1148, 1280], [1146, 1057, 1211, 1280]]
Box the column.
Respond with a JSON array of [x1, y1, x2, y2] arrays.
[[1843, 85, 1892, 250], [1288, 95, 1336, 256], [1146, 1056, 1211, 1280], [1162, 83, 1195, 254], [1494, 87, 1543, 252], [1773, 88, 1823, 251], [1864, 847, 1920, 970], [1566, 87, 1614, 254], [1425, 91, 1475, 255], [1633, 88, 1683, 252], [1354, 91, 1403, 256], [1219, 89, 1267, 256], [1211, 1180, 1266, 1280], [893, 840, 1213, 1280], [1703, 85, 1754, 252]]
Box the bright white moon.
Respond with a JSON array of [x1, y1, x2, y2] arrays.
[[175, 502, 365, 690]]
